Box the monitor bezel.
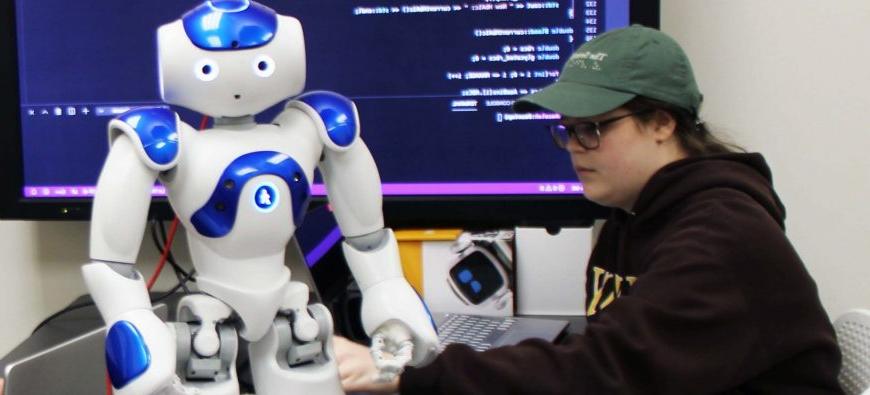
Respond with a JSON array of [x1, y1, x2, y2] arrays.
[[0, 1, 658, 227]]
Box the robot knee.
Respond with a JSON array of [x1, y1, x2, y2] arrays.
[[172, 322, 238, 383]]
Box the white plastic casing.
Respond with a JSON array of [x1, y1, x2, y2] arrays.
[[81, 262, 176, 394], [318, 139, 385, 237], [248, 304, 342, 395], [157, 15, 306, 118], [90, 135, 158, 264], [342, 230, 439, 366], [285, 99, 361, 153], [107, 113, 182, 172]]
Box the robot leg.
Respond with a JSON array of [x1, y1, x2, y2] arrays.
[[248, 281, 343, 395], [170, 294, 240, 395]]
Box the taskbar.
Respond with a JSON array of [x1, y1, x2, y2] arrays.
[[23, 182, 583, 198]]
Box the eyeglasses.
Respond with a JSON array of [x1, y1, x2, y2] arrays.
[[549, 110, 653, 150]]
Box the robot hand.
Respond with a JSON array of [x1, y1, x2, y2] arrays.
[[358, 277, 439, 379], [370, 320, 413, 383], [343, 230, 439, 380], [82, 262, 189, 394]]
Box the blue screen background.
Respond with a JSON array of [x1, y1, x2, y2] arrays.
[[15, 0, 627, 190]]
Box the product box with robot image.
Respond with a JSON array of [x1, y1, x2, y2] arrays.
[[396, 229, 515, 317]]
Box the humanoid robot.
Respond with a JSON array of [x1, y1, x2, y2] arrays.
[[81, 1, 438, 394]]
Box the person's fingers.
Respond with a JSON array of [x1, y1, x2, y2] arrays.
[[334, 337, 376, 383]]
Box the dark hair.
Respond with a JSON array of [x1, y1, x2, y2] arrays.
[[623, 97, 744, 156]]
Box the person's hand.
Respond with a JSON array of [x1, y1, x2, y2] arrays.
[[334, 336, 400, 394], [1, 377, 5, 394]]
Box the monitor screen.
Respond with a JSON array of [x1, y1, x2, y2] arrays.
[[0, 0, 658, 227]]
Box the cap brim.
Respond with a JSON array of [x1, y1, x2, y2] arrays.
[[513, 81, 636, 118]]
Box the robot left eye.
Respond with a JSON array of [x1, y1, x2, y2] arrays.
[[194, 58, 220, 82], [252, 55, 275, 78]]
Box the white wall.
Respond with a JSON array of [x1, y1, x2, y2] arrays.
[[2, 0, 869, 357], [660, 0, 870, 316]]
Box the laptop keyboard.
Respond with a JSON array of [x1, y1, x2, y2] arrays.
[[436, 313, 517, 352]]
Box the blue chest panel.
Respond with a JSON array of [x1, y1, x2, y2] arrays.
[[105, 321, 150, 389], [296, 91, 358, 147], [182, 0, 277, 50], [116, 107, 179, 166], [191, 151, 311, 238]]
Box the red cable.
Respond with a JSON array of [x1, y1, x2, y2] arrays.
[[146, 216, 180, 290], [146, 113, 208, 290], [199, 114, 210, 130]]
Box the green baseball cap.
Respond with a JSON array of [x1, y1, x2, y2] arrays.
[[513, 25, 703, 118]]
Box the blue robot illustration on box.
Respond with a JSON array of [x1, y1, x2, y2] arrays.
[[82, 2, 438, 394]]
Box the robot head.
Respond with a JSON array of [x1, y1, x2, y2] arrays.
[[157, 0, 305, 118]]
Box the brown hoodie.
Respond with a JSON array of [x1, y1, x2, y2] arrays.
[[400, 153, 843, 394]]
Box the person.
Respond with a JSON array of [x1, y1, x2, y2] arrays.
[[334, 25, 844, 394]]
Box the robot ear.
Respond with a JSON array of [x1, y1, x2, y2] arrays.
[[450, 233, 473, 254]]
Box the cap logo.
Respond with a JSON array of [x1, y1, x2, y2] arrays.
[[567, 51, 608, 71]]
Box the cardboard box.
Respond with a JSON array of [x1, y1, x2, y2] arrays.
[[514, 227, 593, 316]]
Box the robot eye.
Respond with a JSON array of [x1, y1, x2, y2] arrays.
[[194, 59, 220, 82], [252, 55, 275, 78]]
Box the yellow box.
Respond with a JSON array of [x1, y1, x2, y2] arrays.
[[395, 229, 463, 295]]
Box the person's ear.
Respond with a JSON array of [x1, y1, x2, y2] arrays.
[[650, 110, 677, 144]]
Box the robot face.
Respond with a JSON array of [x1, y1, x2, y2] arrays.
[[448, 247, 508, 305], [157, 6, 305, 118]]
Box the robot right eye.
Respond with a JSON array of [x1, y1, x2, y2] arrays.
[[252, 55, 275, 78], [194, 59, 220, 82]]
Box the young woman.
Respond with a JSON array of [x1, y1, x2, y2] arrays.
[[335, 25, 843, 394]]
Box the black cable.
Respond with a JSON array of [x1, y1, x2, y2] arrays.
[[32, 267, 198, 335], [158, 219, 196, 285], [150, 221, 185, 292], [31, 300, 95, 334], [150, 219, 194, 292], [151, 267, 198, 305], [33, 226, 198, 335]]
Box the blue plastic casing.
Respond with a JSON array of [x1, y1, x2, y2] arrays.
[[115, 107, 179, 167], [105, 321, 151, 389], [295, 91, 359, 148], [182, 0, 278, 50], [191, 151, 311, 238]]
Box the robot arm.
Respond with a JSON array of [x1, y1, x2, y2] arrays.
[[286, 92, 438, 373], [81, 108, 185, 394]]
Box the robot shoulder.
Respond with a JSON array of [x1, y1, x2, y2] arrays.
[[107, 106, 182, 171], [286, 91, 360, 151]]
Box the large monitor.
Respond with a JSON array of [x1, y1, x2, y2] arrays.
[[0, 0, 658, 228]]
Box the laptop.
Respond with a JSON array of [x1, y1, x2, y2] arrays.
[[433, 312, 569, 352]]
